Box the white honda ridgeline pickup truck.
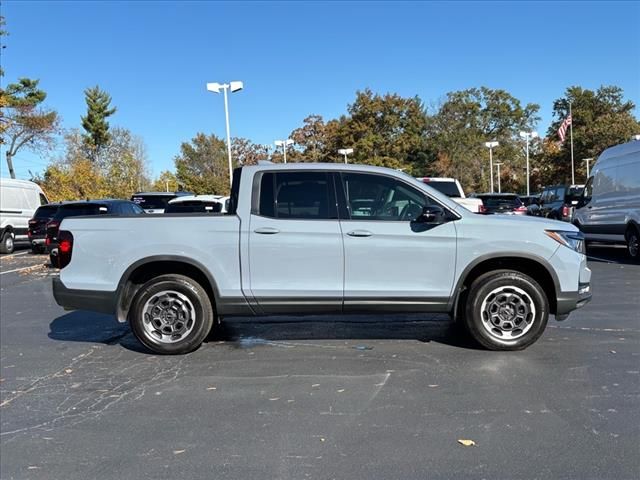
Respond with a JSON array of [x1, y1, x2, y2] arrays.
[[53, 163, 592, 354]]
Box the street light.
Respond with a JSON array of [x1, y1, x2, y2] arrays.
[[337, 148, 354, 164], [484, 141, 499, 193], [583, 157, 594, 178], [206, 80, 244, 188], [274, 139, 294, 163], [519, 131, 539, 196], [494, 162, 503, 193]]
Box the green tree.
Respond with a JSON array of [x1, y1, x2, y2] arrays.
[[324, 89, 428, 170], [0, 78, 60, 178], [231, 137, 269, 165], [151, 170, 179, 192], [175, 133, 230, 194], [81, 85, 116, 158], [545, 85, 640, 184], [425, 87, 540, 193]]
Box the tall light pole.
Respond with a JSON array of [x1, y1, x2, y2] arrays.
[[337, 148, 354, 164], [274, 139, 294, 163], [484, 141, 499, 193], [206, 81, 244, 188], [519, 131, 538, 196], [583, 157, 593, 179], [495, 162, 503, 193]]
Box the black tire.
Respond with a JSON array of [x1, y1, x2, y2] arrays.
[[49, 253, 57, 267], [625, 225, 640, 261], [0, 231, 15, 254], [129, 274, 214, 354], [31, 245, 45, 254], [464, 269, 549, 351]]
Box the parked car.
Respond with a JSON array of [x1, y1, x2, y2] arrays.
[[131, 191, 193, 214], [53, 163, 591, 355], [28, 203, 60, 253], [472, 193, 528, 215], [0, 178, 49, 253], [165, 195, 230, 214], [416, 177, 483, 213], [520, 195, 541, 216], [537, 184, 584, 221], [573, 139, 640, 259], [47, 200, 145, 266]]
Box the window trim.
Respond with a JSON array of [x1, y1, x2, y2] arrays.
[[251, 169, 339, 221], [337, 171, 460, 223]]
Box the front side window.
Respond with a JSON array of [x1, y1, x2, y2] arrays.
[[258, 171, 333, 220], [342, 173, 429, 221]]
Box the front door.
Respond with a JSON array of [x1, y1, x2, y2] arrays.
[[248, 170, 344, 313], [338, 172, 457, 311]]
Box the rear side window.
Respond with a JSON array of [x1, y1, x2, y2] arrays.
[[131, 195, 175, 210], [55, 204, 108, 219], [39, 193, 48, 206], [257, 171, 333, 220], [34, 205, 58, 218]]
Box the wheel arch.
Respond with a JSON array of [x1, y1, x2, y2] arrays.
[[451, 254, 560, 318], [115, 255, 220, 323]]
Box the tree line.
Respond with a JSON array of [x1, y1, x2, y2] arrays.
[[1, 14, 638, 200]]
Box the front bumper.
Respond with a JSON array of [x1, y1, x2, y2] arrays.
[[555, 282, 592, 320], [52, 278, 117, 315]]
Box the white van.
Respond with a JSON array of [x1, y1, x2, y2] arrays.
[[0, 178, 49, 253], [573, 139, 640, 259]]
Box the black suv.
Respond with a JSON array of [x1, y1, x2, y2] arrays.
[[537, 185, 584, 221], [28, 203, 60, 253], [47, 200, 145, 266]]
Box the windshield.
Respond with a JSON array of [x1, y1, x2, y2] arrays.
[[34, 205, 59, 219], [131, 195, 176, 210], [423, 180, 461, 198], [55, 204, 107, 219], [165, 201, 223, 214]]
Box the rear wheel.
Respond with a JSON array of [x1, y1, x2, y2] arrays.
[[626, 225, 640, 261], [0, 232, 15, 254], [464, 270, 549, 350], [129, 274, 214, 354]]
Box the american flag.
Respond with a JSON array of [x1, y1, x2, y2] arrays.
[[557, 114, 572, 143]]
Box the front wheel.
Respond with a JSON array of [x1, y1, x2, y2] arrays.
[[464, 270, 549, 351], [626, 225, 640, 261], [129, 274, 214, 354]]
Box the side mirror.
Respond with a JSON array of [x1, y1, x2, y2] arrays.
[[416, 205, 445, 223]]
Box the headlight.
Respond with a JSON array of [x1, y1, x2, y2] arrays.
[[545, 230, 586, 254]]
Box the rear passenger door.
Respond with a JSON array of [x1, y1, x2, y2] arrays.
[[248, 171, 344, 313], [338, 172, 457, 311]]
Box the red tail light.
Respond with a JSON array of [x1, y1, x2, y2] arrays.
[[562, 205, 570, 217], [45, 237, 51, 246], [515, 206, 528, 213], [479, 204, 487, 214], [57, 230, 74, 269]]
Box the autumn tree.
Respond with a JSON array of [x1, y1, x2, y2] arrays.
[[0, 78, 60, 178], [290, 115, 328, 162], [425, 87, 540, 193], [175, 133, 230, 194], [231, 137, 270, 165], [81, 85, 116, 159], [545, 85, 640, 184]]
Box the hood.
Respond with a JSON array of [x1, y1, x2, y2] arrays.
[[478, 213, 579, 232]]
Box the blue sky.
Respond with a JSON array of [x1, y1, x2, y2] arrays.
[[2, 0, 639, 180]]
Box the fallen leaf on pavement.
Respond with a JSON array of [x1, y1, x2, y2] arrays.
[[458, 439, 476, 447], [173, 449, 185, 455]]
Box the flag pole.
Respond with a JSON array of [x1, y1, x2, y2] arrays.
[[569, 101, 575, 184]]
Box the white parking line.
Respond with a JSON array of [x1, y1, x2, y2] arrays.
[[0, 265, 41, 275], [0, 251, 29, 260]]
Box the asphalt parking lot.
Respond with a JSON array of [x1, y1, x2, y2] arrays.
[[1, 246, 639, 480]]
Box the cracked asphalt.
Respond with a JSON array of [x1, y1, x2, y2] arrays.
[[1, 245, 639, 479]]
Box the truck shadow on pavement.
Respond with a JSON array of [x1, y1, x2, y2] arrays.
[[49, 311, 480, 353]]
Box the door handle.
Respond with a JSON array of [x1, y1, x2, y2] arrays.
[[254, 227, 280, 234], [347, 230, 373, 237]]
